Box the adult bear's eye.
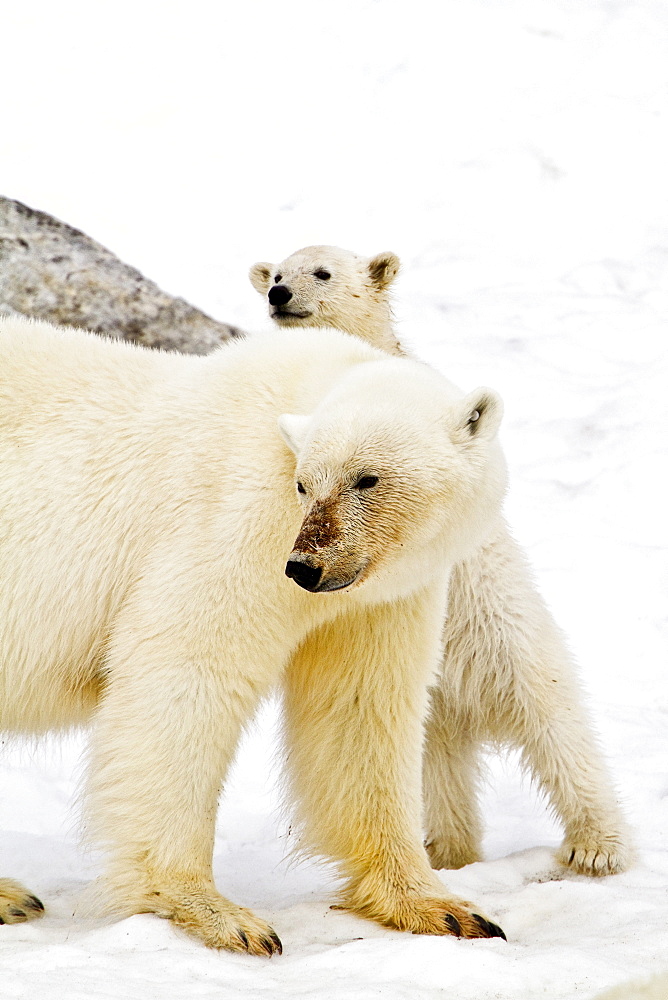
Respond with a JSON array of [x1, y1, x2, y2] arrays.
[[296, 481, 306, 494], [314, 270, 331, 280], [354, 475, 379, 490], [274, 274, 282, 283]]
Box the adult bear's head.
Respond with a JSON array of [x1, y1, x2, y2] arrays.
[[279, 358, 506, 602]]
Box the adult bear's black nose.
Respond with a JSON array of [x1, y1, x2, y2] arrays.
[[285, 560, 322, 591], [268, 285, 293, 306]]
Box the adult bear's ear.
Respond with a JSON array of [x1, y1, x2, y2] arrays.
[[278, 414, 311, 456], [456, 388, 503, 441], [367, 252, 400, 290], [249, 262, 272, 294]]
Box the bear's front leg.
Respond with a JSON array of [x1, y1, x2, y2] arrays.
[[283, 590, 506, 941], [86, 604, 284, 955]]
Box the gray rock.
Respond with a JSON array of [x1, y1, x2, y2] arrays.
[[0, 197, 243, 353]]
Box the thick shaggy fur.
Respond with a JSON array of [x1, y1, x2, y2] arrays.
[[1, 315, 508, 952], [251, 246, 632, 875]]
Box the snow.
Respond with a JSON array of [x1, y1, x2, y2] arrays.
[[1, 1, 667, 997]]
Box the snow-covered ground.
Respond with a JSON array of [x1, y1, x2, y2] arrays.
[[2, 2, 667, 998]]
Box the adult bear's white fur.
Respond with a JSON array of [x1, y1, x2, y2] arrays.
[[0, 314, 508, 952], [251, 245, 632, 876]]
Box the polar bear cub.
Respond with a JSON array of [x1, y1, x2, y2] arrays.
[[251, 246, 632, 878], [0, 314, 507, 952], [250, 246, 403, 355]]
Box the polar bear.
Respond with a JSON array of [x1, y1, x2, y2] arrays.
[[251, 246, 632, 876], [250, 246, 404, 355], [0, 314, 508, 952]]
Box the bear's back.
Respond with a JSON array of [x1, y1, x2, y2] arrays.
[[0, 316, 178, 428]]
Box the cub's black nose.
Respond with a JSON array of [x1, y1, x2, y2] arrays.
[[268, 284, 293, 307], [285, 560, 322, 591]]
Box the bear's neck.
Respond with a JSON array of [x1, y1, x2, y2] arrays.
[[340, 298, 405, 358]]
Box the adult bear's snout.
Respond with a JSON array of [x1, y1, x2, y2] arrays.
[[285, 559, 322, 591], [268, 285, 292, 307]]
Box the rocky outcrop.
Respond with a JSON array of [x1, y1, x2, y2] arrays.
[[0, 197, 243, 353]]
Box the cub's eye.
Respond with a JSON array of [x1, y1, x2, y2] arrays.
[[354, 475, 379, 490], [314, 270, 331, 280], [296, 481, 306, 494], [274, 274, 282, 283]]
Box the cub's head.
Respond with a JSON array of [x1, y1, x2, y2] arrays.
[[278, 359, 505, 601], [250, 246, 399, 334]]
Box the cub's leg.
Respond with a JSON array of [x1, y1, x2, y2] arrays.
[[511, 684, 632, 876], [283, 590, 506, 941], [86, 602, 284, 955], [422, 689, 483, 870], [426, 525, 632, 876], [0, 878, 45, 924]]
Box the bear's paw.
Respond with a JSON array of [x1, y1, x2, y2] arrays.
[[425, 836, 483, 872], [386, 895, 506, 940], [0, 878, 45, 924], [149, 884, 282, 955], [175, 900, 282, 956], [340, 889, 506, 941], [557, 833, 633, 877]]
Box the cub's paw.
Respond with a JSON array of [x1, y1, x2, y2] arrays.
[[424, 836, 482, 871], [0, 878, 45, 925], [158, 889, 282, 956], [557, 834, 633, 877]]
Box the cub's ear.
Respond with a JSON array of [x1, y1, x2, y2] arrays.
[[278, 414, 311, 456], [456, 388, 503, 441], [249, 262, 272, 294], [367, 251, 400, 290]]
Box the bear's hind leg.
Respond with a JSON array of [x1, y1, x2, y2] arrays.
[[422, 688, 483, 871], [0, 878, 45, 924]]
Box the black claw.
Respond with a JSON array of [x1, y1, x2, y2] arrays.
[[0, 917, 5, 925], [237, 929, 249, 950], [473, 913, 506, 941], [26, 895, 45, 912], [444, 913, 462, 936], [260, 936, 276, 956], [8, 908, 26, 920], [269, 931, 283, 955]]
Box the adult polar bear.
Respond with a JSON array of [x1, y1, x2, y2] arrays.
[[250, 246, 632, 876], [0, 314, 508, 952]]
